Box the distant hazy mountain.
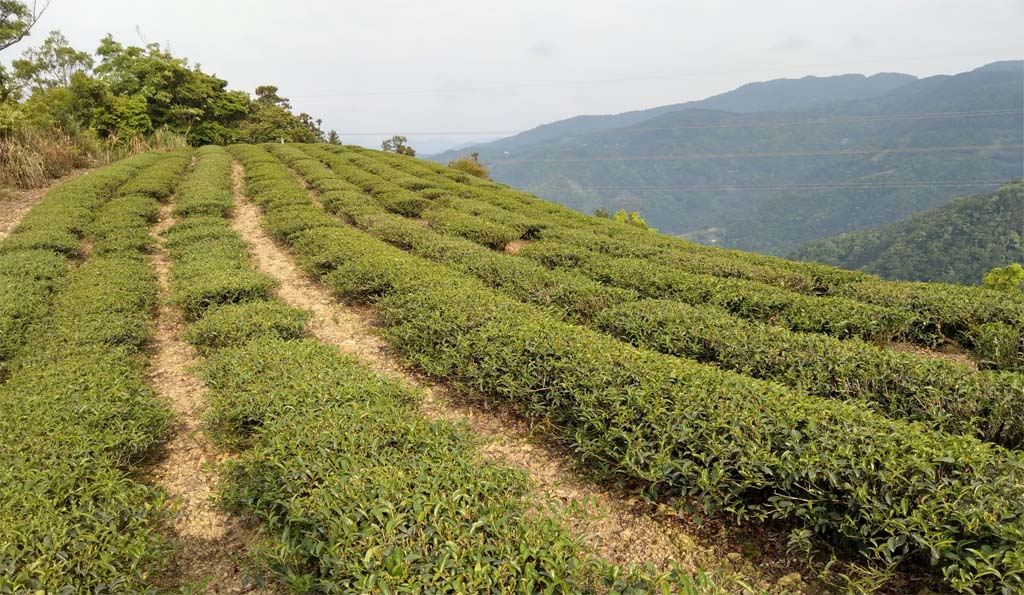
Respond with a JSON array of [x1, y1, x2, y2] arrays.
[[789, 181, 1023, 285], [431, 72, 916, 161], [430, 61, 1022, 255]]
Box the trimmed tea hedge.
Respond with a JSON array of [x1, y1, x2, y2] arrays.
[[241, 144, 1024, 594], [0, 151, 187, 593], [330, 144, 1024, 368], [182, 144, 729, 593], [282, 158, 1024, 449]]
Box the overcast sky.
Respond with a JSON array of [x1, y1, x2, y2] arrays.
[[16, 0, 1024, 153]]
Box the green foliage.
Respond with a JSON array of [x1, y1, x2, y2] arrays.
[[235, 142, 1024, 593], [447, 152, 490, 179], [355, 146, 1024, 369], [185, 301, 309, 354], [794, 182, 1024, 285], [0, 151, 186, 592], [11, 30, 93, 94], [381, 134, 416, 156], [204, 144, 730, 594], [983, 262, 1024, 293], [293, 142, 1024, 447], [611, 209, 652, 230]]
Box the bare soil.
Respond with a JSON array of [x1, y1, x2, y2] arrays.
[[147, 202, 277, 594], [504, 239, 532, 254], [0, 168, 89, 239], [888, 341, 978, 369], [229, 162, 807, 593]]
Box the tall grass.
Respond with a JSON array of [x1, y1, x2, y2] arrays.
[[0, 126, 189, 189]]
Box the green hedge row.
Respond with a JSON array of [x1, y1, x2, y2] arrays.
[[248, 145, 1024, 594], [274, 147, 1024, 449], [0, 152, 164, 379], [520, 240, 914, 341], [540, 225, 1024, 369], [328, 144, 1024, 368], [0, 152, 188, 593], [171, 146, 236, 218], [197, 143, 734, 593]]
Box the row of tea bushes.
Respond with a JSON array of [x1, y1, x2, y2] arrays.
[[0, 152, 165, 378], [211, 144, 725, 593], [334, 145, 1024, 369], [276, 145, 1024, 449], [255, 144, 1024, 594], [0, 152, 189, 592]]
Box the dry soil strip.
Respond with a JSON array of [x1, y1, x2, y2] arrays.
[[147, 202, 275, 594], [228, 162, 782, 585], [0, 168, 88, 239]]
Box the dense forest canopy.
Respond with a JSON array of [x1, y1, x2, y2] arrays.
[[790, 181, 1024, 285]]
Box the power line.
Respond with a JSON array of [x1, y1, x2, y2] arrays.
[[291, 48, 1020, 99], [492, 143, 1024, 164], [573, 180, 1009, 192], [335, 108, 1023, 137]]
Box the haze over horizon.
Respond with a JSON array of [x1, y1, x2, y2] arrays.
[[22, 0, 1024, 153]]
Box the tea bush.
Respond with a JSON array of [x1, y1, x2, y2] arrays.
[[243, 144, 1024, 593], [0, 150, 187, 592]]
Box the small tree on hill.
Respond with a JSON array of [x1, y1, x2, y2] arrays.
[[448, 151, 489, 179], [612, 209, 653, 230], [594, 207, 610, 218], [382, 134, 415, 156], [327, 129, 341, 144], [982, 263, 1024, 293]]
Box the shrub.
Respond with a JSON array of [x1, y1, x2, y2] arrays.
[[448, 154, 490, 179], [185, 301, 309, 354]]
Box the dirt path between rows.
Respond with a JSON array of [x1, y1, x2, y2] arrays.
[[0, 168, 89, 239], [147, 201, 275, 594], [228, 162, 795, 591]]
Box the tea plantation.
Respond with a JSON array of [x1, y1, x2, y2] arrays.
[[2, 143, 1022, 594]]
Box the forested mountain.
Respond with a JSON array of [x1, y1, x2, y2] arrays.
[[431, 61, 1023, 255], [790, 181, 1024, 285], [432, 72, 916, 158]]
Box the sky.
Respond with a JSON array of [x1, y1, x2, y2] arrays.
[[13, 0, 1024, 153]]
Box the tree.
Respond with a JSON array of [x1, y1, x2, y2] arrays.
[[612, 209, 652, 230], [0, 1, 50, 101], [448, 152, 489, 179], [594, 207, 610, 218], [982, 263, 1024, 293], [0, 0, 48, 52], [327, 129, 341, 144], [12, 30, 93, 93], [382, 134, 415, 156]]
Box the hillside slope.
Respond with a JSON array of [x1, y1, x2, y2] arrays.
[[435, 61, 1023, 255], [431, 72, 916, 159], [790, 181, 1024, 285]]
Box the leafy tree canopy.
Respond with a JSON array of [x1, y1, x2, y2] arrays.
[[982, 263, 1024, 293]]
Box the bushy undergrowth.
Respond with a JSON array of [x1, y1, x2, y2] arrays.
[[245, 143, 1024, 594], [0, 151, 187, 592]]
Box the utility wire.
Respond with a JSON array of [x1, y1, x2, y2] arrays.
[[336, 108, 1023, 137], [573, 180, 1010, 192], [291, 47, 1021, 99], [491, 143, 1024, 164]]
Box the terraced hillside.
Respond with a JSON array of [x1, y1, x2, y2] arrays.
[[3, 144, 1023, 594]]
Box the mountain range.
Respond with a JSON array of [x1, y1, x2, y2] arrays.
[[429, 61, 1023, 256], [789, 181, 1023, 285]]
